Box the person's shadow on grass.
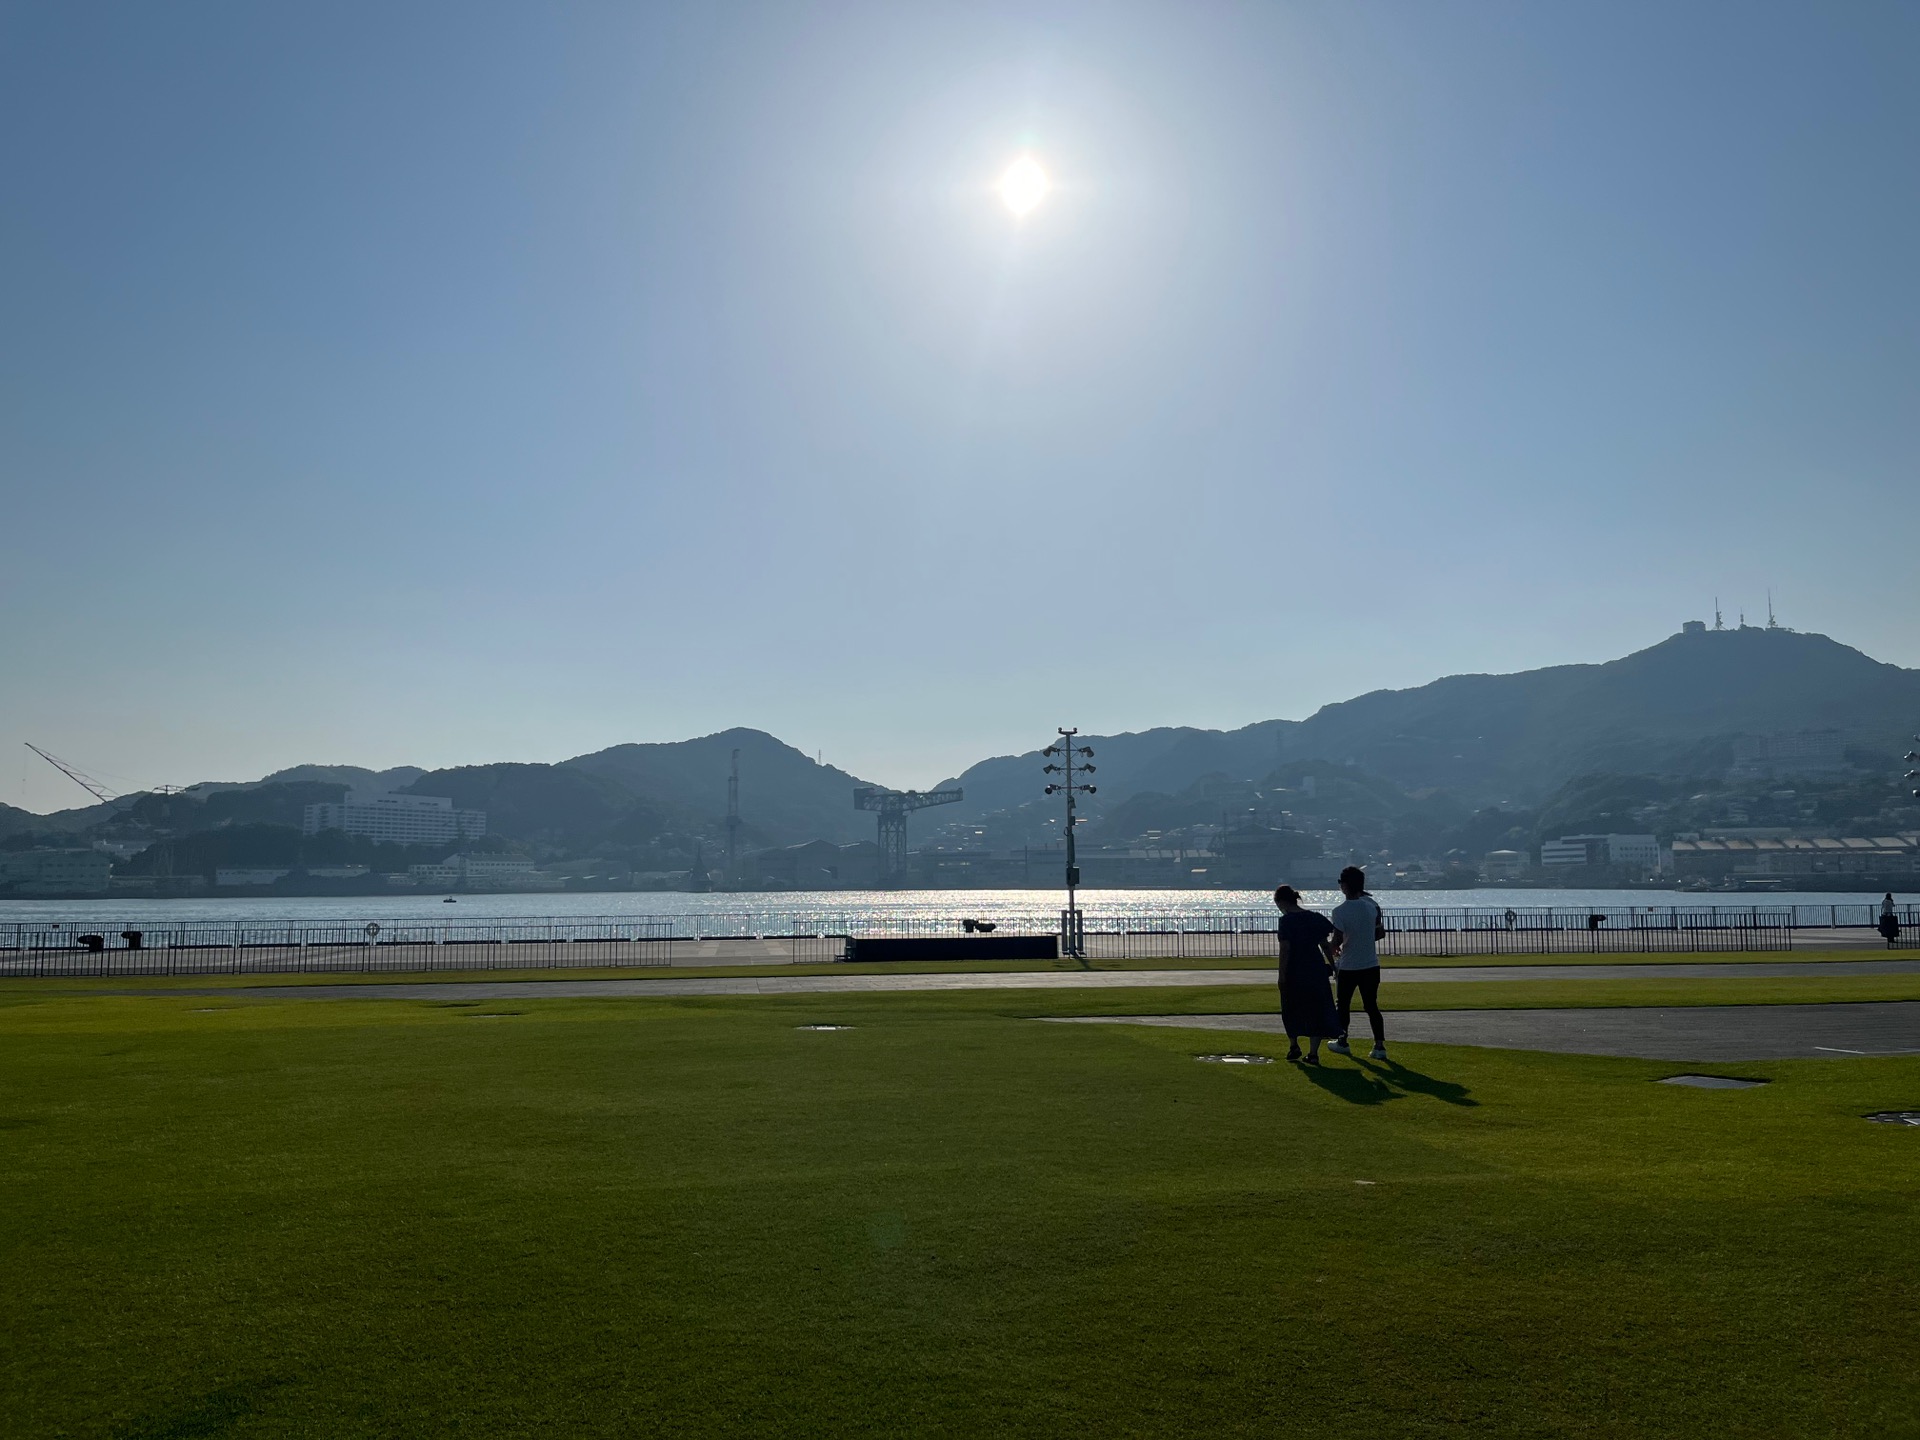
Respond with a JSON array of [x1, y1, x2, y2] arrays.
[[1362, 1056, 1477, 1107], [1299, 1064, 1397, 1105], [1299, 1056, 1477, 1108]]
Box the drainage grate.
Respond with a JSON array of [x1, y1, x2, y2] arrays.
[[1196, 1053, 1274, 1065], [1660, 1075, 1769, 1089], [1865, 1111, 1920, 1126], [797, 1024, 853, 1031]]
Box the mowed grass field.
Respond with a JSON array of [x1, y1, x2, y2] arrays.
[[3, 986, 1917, 1437]]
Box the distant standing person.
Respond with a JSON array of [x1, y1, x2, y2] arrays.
[[1274, 885, 1341, 1064], [1328, 866, 1388, 1061]]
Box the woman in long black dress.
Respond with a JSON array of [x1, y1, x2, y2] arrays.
[[1274, 884, 1341, 1064]]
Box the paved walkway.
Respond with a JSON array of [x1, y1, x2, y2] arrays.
[[145, 957, 1920, 1003], [1051, 1002, 1920, 1061], [1790, 928, 1916, 952]]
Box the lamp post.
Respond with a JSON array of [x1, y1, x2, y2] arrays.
[[1043, 727, 1096, 959]]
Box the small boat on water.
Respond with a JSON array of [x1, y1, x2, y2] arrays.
[[443, 896, 457, 903]]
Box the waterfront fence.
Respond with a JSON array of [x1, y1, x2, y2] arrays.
[[1073, 907, 1796, 959], [0, 903, 1840, 977], [0, 917, 843, 978]]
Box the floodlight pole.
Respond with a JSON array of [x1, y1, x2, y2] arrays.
[[1043, 727, 1096, 959]]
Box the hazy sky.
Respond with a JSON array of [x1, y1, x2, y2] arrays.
[[4, 1, 1916, 812]]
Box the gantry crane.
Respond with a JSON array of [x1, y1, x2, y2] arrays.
[[854, 785, 963, 887]]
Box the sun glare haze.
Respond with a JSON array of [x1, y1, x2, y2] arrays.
[[996, 155, 1051, 216]]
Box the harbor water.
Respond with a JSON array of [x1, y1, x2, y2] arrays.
[[1, 886, 1911, 932]]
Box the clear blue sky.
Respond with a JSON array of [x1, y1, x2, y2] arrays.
[[4, 1, 1915, 812]]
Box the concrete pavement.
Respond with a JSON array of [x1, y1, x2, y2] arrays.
[[135, 957, 1920, 1003]]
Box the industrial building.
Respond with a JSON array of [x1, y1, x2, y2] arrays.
[[0, 849, 113, 895], [404, 854, 553, 890], [1671, 835, 1918, 881]]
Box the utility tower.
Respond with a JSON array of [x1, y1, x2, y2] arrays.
[[724, 748, 742, 885], [1043, 729, 1097, 958], [854, 785, 962, 886]]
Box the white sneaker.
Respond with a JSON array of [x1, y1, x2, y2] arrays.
[[1370, 1046, 1388, 1061], [1328, 1038, 1352, 1055]]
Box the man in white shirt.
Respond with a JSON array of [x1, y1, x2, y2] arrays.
[[1327, 865, 1387, 1061]]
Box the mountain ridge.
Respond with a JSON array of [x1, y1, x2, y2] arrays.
[[12, 627, 1916, 851], [935, 626, 1920, 822]]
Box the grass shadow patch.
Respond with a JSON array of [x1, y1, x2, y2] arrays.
[[117, 1378, 286, 1439], [1364, 1057, 1478, 1107]]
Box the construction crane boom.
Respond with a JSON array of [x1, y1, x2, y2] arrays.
[[24, 743, 120, 804]]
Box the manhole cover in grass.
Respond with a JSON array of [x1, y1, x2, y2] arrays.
[[1660, 1074, 1768, 1089], [797, 1024, 853, 1031], [1197, 1053, 1274, 1065], [1865, 1111, 1920, 1126], [468, 1012, 522, 1018]]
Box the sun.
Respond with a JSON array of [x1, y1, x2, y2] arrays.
[[996, 155, 1051, 217]]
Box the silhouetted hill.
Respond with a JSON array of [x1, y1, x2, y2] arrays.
[[1276, 626, 1920, 800], [13, 627, 1914, 854], [401, 764, 705, 848], [0, 802, 44, 840], [565, 729, 879, 845], [176, 764, 424, 799], [943, 627, 1920, 815], [940, 722, 1298, 823], [261, 763, 424, 792]]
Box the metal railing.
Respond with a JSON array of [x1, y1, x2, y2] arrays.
[[1071, 908, 1795, 959], [1374, 907, 1794, 956], [0, 903, 1825, 977], [0, 918, 846, 978]]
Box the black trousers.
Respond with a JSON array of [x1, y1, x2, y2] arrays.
[[1336, 968, 1385, 1046]]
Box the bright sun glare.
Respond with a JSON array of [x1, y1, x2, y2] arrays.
[[996, 156, 1051, 217]]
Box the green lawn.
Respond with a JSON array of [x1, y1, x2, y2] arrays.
[[3, 990, 1916, 1436], [1031, 972, 1920, 1016]]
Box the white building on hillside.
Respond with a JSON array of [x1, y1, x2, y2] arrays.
[[302, 792, 486, 845]]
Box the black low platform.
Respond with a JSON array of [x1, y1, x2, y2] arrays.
[[845, 934, 1060, 963]]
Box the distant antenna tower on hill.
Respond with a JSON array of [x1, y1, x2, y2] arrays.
[[724, 748, 742, 884], [1713, 598, 1724, 631]]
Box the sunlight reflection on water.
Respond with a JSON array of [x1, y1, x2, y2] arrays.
[[0, 886, 1900, 930]]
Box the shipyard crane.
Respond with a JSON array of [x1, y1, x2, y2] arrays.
[[854, 785, 963, 886]]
